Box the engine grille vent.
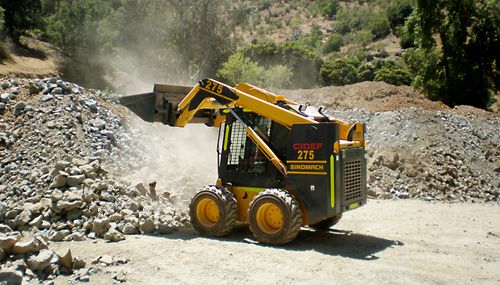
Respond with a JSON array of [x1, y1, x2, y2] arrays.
[[343, 160, 363, 203]]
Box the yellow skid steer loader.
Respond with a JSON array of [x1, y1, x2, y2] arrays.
[[120, 79, 367, 245]]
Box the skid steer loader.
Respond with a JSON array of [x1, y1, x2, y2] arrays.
[[119, 79, 367, 245]]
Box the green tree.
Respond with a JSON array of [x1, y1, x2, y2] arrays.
[[217, 52, 292, 88], [374, 67, 413, 86], [241, 41, 323, 88], [387, 0, 414, 31], [0, 0, 42, 43], [217, 53, 265, 86], [410, 0, 499, 108], [319, 58, 359, 86], [403, 47, 444, 101], [0, 5, 6, 59], [0, 5, 4, 38]]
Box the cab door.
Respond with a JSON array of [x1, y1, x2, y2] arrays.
[[218, 110, 284, 188]]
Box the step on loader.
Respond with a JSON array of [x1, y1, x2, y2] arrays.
[[119, 79, 367, 245]]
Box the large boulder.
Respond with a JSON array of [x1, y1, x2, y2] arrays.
[[103, 229, 125, 242], [27, 249, 54, 271], [0, 235, 18, 253], [11, 236, 48, 255], [92, 218, 110, 236], [55, 248, 73, 271], [0, 269, 22, 285]]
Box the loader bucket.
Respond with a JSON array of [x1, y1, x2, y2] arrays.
[[119, 84, 192, 126]]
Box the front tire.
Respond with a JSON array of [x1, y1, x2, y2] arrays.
[[248, 189, 302, 245], [189, 185, 237, 237]]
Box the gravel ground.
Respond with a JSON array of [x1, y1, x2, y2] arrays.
[[49, 199, 500, 284]]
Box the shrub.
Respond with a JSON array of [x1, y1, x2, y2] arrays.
[[334, 6, 372, 35], [400, 30, 416, 49], [0, 0, 43, 43], [387, 0, 414, 31], [217, 52, 265, 86], [265, 64, 293, 88], [358, 64, 376, 81], [241, 41, 323, 88], [296, 25, 323, 49], [374, 67, 413, 86], [353, 30, 373, 49], [217, 52, 293, 88], [323, 34, 343, 53], [317, 0, 340, 19], [319, 58, 359, 86], [370, 12, 391, 39]]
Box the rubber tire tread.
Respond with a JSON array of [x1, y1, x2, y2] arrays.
[[189, 185, 238, 237], [248, 188, 302, 245]]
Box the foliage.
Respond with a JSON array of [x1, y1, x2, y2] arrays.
[[44, 0, 112, 88], [400, 28, 416, 49], [409, 0, 499, 109], [0, 5, 6, 59], [241, 41, 323, 88], [43, 0, 236, 88], [265, 64, 293, 88], [370, 12, 391, 39], [295, 25, 323, 49], [0, 0, 43, 43], [217, 52, 292, 88], [319, 58, 359, 86], [323, 34, 343, 54], [217, 52, 265, 86], [316, 0, 340, 19], [358, 64, 376, 81], [333, 6, 372, 35], [319, 54, 415, 87], [0, 5, 4, 38], [403, 47, 445, 101], [352, 30, 374, 49], [387, 0, 414, 31], [374, 67, 413, 86]]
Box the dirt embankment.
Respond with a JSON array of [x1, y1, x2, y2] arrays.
[[0, 38, 60, 79], [280, 81, 450, 112]]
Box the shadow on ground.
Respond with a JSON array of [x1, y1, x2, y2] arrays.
[[158, 225, 403, 260], [11, 44, 48, 60]]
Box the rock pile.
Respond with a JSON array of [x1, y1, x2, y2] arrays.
[[329, 108, 499, 202], [0, 232, 86, 283], [0, 77, 191, 281]]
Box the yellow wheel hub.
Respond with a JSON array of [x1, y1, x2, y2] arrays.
[[256, 202, 284, 234], [196, 197, 220, 227]]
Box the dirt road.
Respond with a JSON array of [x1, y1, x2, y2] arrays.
[[51, 200, 499, 285]]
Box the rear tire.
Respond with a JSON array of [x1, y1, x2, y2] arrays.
[[310, 214, 342, 230], [189, 185, 237, 237], [248, 189, 302, 245]]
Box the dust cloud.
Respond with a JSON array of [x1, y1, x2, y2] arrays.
[[104, 110, 219, 207]]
